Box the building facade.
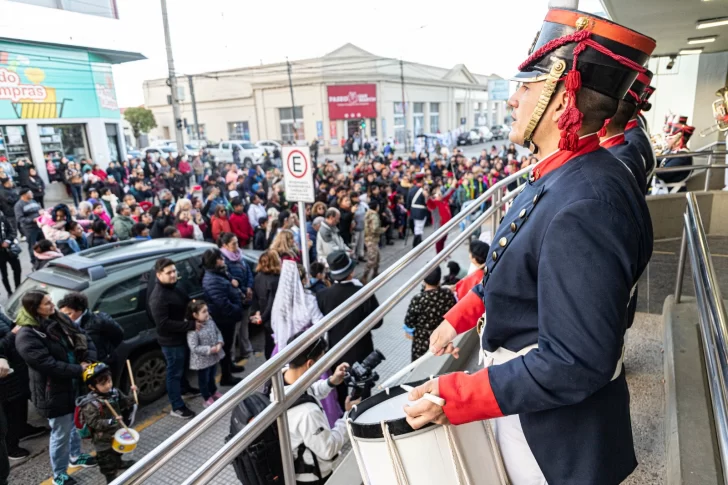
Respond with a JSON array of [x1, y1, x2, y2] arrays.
[[144, 44, 508, 152], [0, 0, 144, 184]]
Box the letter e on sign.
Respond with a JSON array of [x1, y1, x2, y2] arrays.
[[283, 146, 315, 203]]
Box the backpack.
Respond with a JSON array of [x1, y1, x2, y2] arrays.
[[227, 391, 323, 485], [74, 401, 103, 440]]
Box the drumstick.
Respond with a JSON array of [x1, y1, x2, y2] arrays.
[[378, 351, 435, 390], [126, 360, 138, 405], [400, 384, 446, 407], [102, 399, 133, 436]]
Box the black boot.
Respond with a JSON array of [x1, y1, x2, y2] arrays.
[[413, 235, 422, 247]]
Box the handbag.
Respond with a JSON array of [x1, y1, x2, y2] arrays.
[[9, 243, 22, 257]]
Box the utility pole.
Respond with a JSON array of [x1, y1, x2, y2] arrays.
[[187, 75, 201, 142], [286, 58, 297, 144], [400, 59, 408, 152], [161, 0, 185, 152]]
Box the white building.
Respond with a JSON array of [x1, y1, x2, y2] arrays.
[[0, 0, 144, 187], [143, 44, 509, 152]]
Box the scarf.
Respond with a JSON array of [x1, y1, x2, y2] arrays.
[[271, 260, 310, 349], [220, 247, 242, 262]]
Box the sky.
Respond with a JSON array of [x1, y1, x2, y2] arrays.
[[111, 0, 606, 108]]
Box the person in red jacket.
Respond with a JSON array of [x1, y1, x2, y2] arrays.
[[228, 197, 254, 247], [426, 177, 459, 253]]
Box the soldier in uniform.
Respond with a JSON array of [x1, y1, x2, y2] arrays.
[[362, 199, 387, 284], [403, 8, 655, 485], [599, 70, 654, 194], [405, 173, 428, 247], [625, 83, 657, 178], [653, 116, 695, 193]]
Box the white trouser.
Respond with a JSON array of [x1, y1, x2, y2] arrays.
[[413, 218, 426, 236]]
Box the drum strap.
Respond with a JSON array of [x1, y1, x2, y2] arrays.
[[346, 418, 371, 485], [381, 421, 409, 485]]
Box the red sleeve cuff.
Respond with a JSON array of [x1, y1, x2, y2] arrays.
[[444, 290, 484, 334], [440, 369, 504, 425]]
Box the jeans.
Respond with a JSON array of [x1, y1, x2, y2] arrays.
[[195, 173, 204, 185], [70, 185, 83, 208], [56, 238, 81, 254], [26, 226, 43, 264], [197, 365, 218, 400], [48, 413, 81, 479], [161, 345, 187, 410]]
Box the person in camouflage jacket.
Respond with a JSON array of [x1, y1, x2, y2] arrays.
[[77, 363, 136, 483], [362, 199, 387, 284]]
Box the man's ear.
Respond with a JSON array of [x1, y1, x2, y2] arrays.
[[551, 88, 571, 123]]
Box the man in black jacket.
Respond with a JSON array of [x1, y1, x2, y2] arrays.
[[149, 206, 174, 239], [57, 293, 124, 371], [149, 258, 199, 419], [0, 213, 20, 298], [316, 251, 383, 410]]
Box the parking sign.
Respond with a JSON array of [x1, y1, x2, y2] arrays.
[[283, 146, 315, 203]]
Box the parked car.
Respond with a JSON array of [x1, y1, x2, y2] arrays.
[[474, 126, 494, 143], [4, 239, 261, 404], [490, 125, 511, 140], [141, 146, 178, 162], [457, 130, 482, 146], [256, 140, 282, 153], [208, 141, 265, 167], [126, 148, 142, 160]]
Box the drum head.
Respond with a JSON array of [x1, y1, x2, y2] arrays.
[[348, 378, 435, 439]]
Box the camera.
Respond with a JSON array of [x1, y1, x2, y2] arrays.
[[344, 350, 386, 400]]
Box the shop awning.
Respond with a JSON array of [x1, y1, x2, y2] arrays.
[[0, 37, 146, 64]]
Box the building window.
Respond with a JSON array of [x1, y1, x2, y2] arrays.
[[413, 103, 424, 136], [228, 121, 250, 141], [187, 123, 206, 140], [394, 102, 406, 145], [280, 107, 304, 143], [430, 103, 440, 133]]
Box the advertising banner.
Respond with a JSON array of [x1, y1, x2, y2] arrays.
[[327, 84, 377, 120], [0, 41, 119, 120]]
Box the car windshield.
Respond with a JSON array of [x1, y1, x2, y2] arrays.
[[4, 278, 71, 320], [241, 143, 256, 149]]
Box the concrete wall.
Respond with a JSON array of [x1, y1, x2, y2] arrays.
[[645, 191, 728, 240]]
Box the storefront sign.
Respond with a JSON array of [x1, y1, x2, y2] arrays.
[[327, 84, 377, 120], [0, 41, 120, 120], [488, 79, 511, 101]]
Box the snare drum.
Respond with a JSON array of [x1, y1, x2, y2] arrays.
[[112, 428, 139, 454], [347, 379, 508, 485]]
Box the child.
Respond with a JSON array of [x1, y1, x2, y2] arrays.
[[77, 362, 137, 483], [93, 202, 112, 225], [253, 217, 268, 250], [442, 261, 461, 286], [186, 300, 224, 407], [33, 240, 64, 270]]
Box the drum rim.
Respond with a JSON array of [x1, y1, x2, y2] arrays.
[[347, 378, 436, 439]]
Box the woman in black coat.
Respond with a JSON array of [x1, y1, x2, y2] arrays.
[[252, 251, 281, 359], [201, 248, 244, 386], [15, 291, 98, 482], [0, 308, 47, 460], [23, 167, 46, 208]]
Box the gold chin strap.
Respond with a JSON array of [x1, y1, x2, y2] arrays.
[[523, 59, 566, 154]]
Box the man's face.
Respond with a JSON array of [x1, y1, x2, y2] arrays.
[[141, 213, 153, 225], [508, 81, 545, 146], [157, 264, 178, 284], [59, 306, 83, 322], [70, 225, 84, 238]]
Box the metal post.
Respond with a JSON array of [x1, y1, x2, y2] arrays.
[[160, 0, 185, 152], [705, 154, 713, 192], [494, 190, 503, 231], [287, 58, 297, 143], [298, 201, 310, 279], [271, 373, 297, 485], [675, 226, 688, 303], [187, 75, 201, 142], [400, 60, 408, 153]]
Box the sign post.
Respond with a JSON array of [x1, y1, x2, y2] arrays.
[[282, 146, 315, 278]]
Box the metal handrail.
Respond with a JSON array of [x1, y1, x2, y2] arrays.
[[113, 157, 537, 485], [681, 193, 728, 482]]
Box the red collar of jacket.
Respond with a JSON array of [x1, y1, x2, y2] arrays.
[[532, 134, 601, 181], [600, 133, 626, 149], [625, 119, 639, 131]]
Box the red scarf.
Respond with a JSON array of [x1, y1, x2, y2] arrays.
[[532, 134, 601, 181]]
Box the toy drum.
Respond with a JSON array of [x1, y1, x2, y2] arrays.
[[346, 379, 508, 485], [112, 428, 139, 454]]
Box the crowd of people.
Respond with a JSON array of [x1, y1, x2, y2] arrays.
[[0, 135, 533, 485]]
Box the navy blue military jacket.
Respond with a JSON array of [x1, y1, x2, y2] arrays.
[[657, 149, 693, 184], [625, 121, 656, 176], [442, 139, 653, 485], [406, 185, 428, 220], [606, 138, 648, 194]]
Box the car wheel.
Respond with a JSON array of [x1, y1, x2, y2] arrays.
[[130, 349, 167, 403], [244, 158, 253, 169]]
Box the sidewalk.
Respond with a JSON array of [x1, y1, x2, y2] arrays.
[[9, 224, 475, 485]]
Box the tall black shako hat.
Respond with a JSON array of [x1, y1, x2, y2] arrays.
[[514, 8, 656, 153]]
